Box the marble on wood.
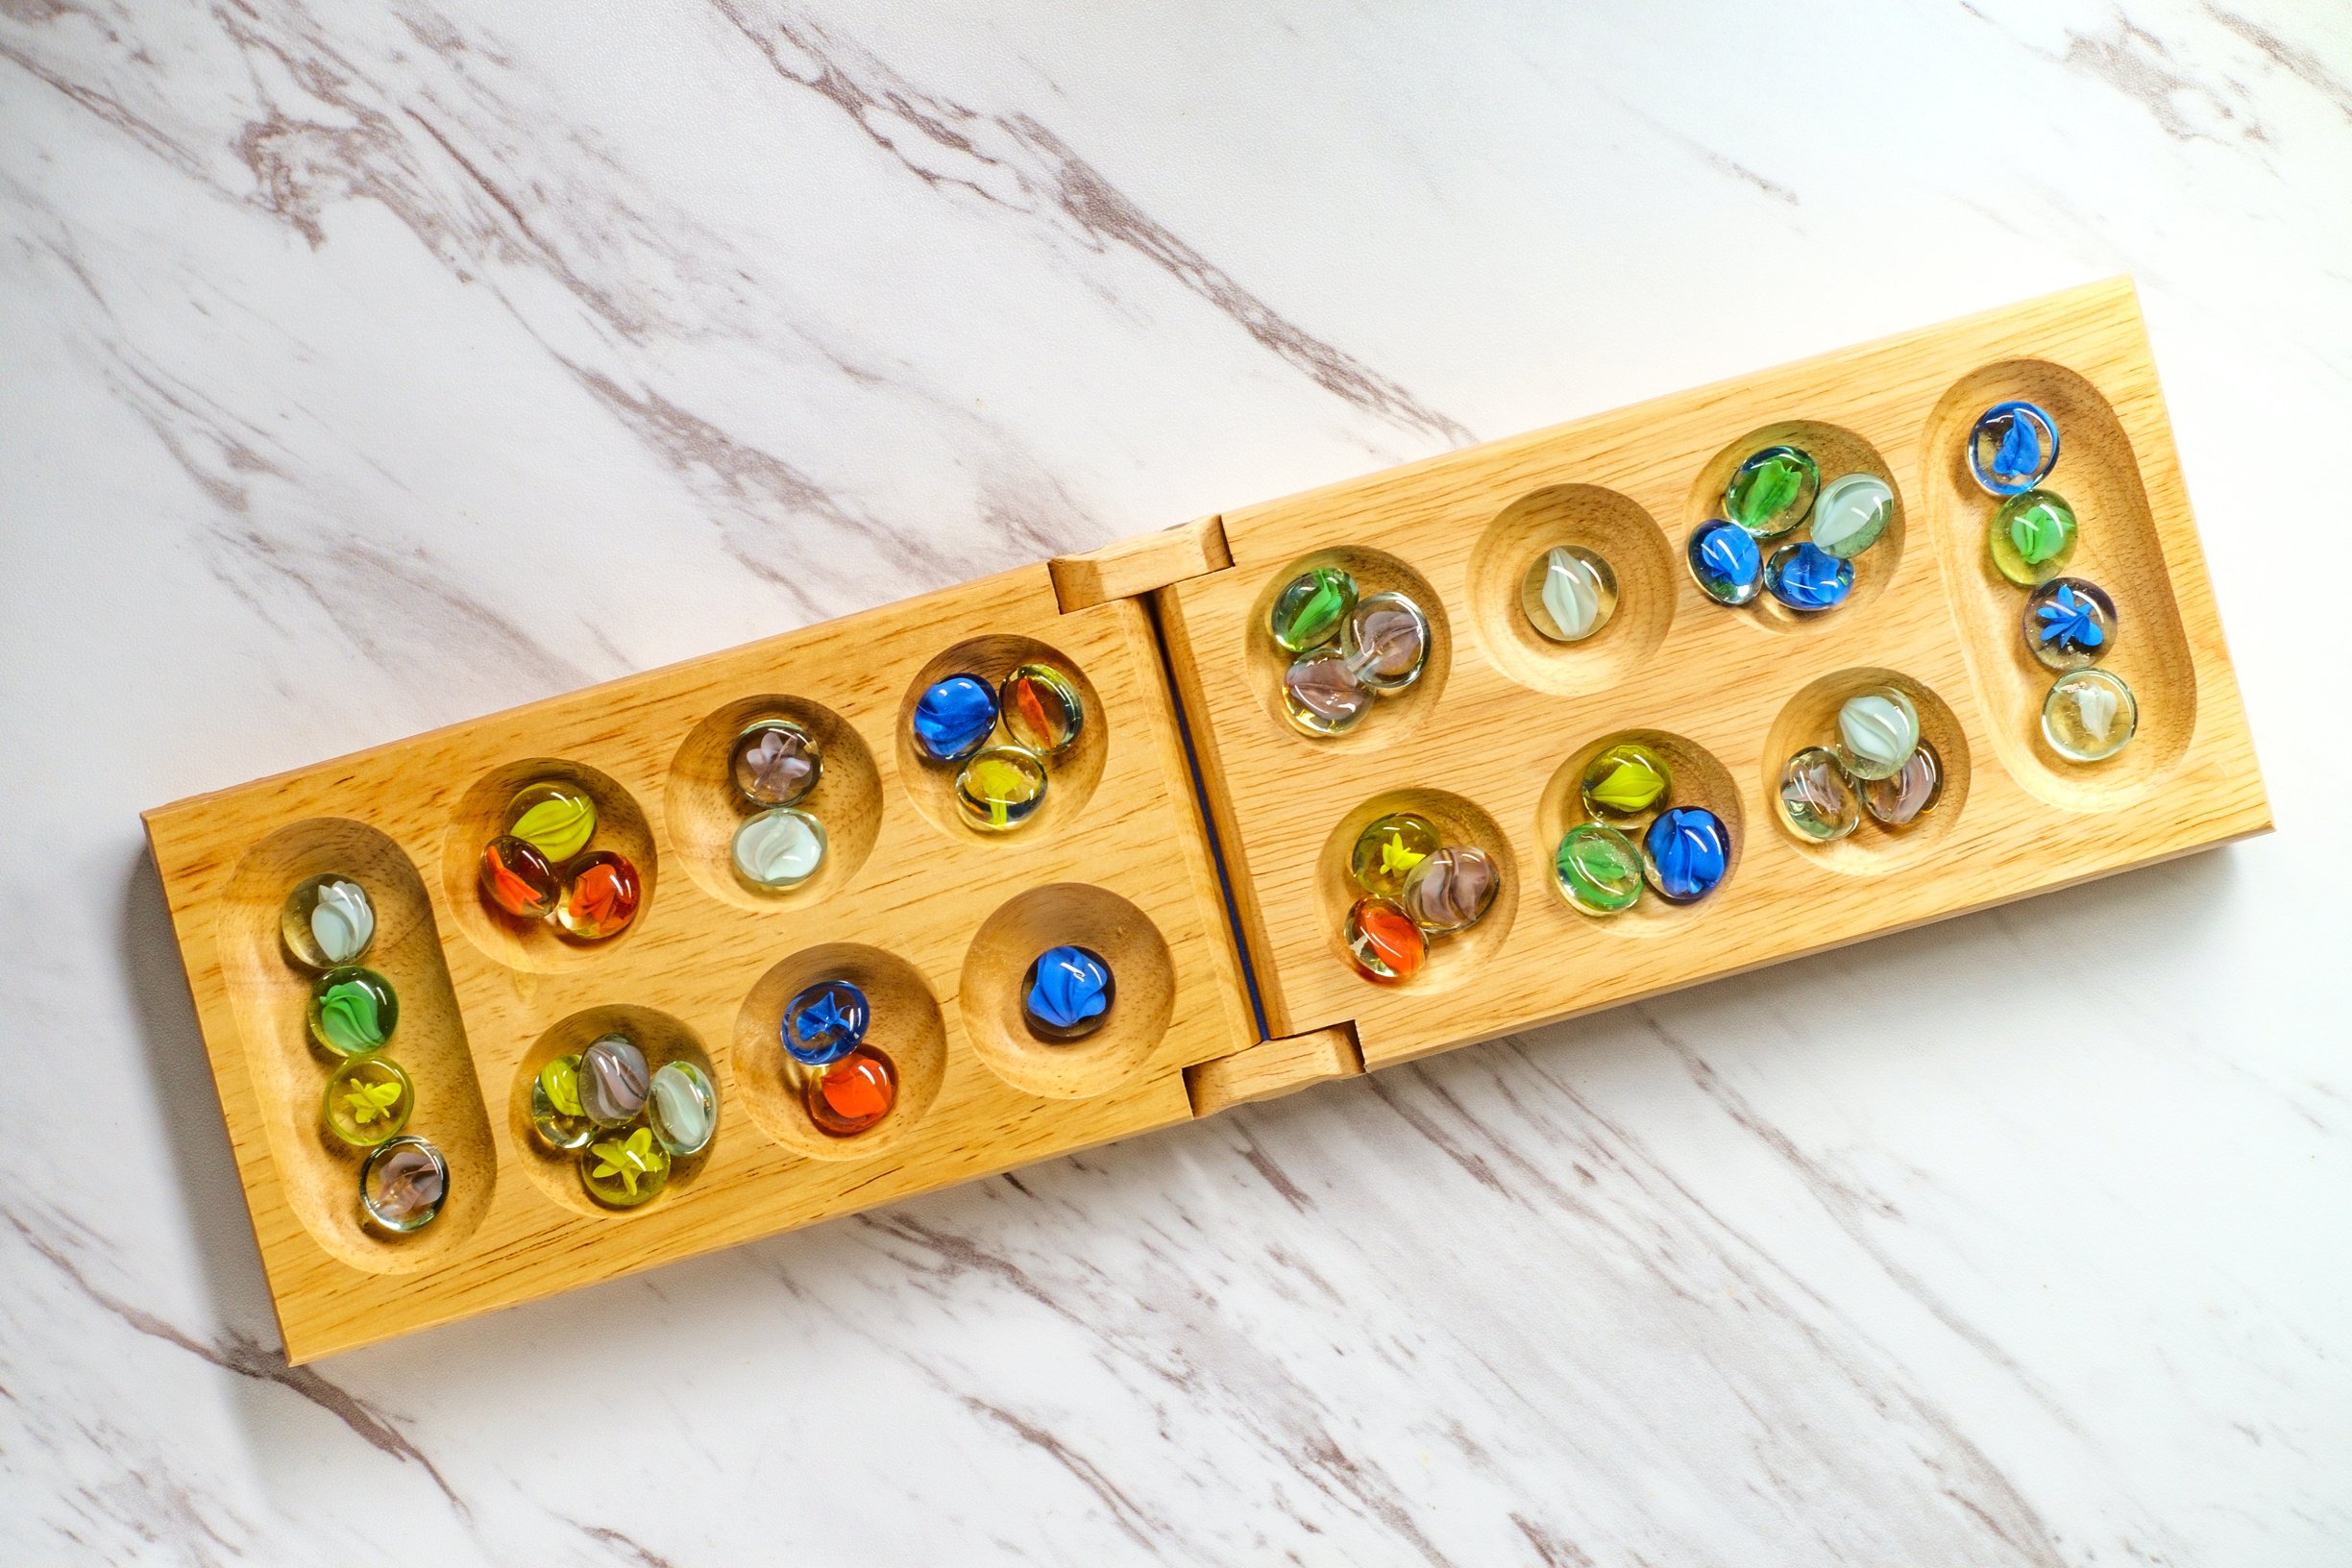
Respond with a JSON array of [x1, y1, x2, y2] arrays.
[[2, 0, 2346, 1562]]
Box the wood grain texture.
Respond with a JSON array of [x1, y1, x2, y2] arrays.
[[1049, 515, 1231, 610], [1159, 279, 2269, 1068], [1185, 1025, 1363, 1117], [144, 563, 1256, 1361]]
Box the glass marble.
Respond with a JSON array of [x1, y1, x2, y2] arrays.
[[2024, 577, 2117, 672], [1643, 805, 1730, 904], [1969, 401, 2060, 496], [322, 1056, 412, 1148], [582, 1125, 670, 1209], [1809, 474, 1895, 560], [999, 664, 1085, 756], [1990, 489, 2078, 586], [807, 1045, 897, 1137], [1523, 546, 1618, 643], [529, 1053, 595, 1151], [360, 1137, 447, 1234], [648, 1060, 718, 1158], [1343, 895, 1426, 983], [1580, 743, 1671, 821], [1401, 846, 1498, 934], [1777, 747, 1860, 843], [2043, 668, 2138, 763], [308, 966, 397, 1057], [576, 1033, 649, 1126], [955, 746, 1048, 832], [1553, 822, 1644, 916], [506, 780, 597, 865], [554, 850, 641, 940], [1268, 567, 1359, 653], [1350, 812, 1441, 897], [479, 835, 559, 919], [1764, 542, 1853, 612], [912, 674, 999, 763], [1021, 944, 1115, 1042], [280, 874, 375, 970], [1688, 519, 1763, 606], [730, 718, 821, 807], [1835, 687, 1922, 781], [1281, 648, 1374, 737], [783, 979, 869, 1066], [1339, 591, 1431, 692], [1861, 740, 1944, 829], [1724, 445, 1819, 539], [731, 806, 826, 892]]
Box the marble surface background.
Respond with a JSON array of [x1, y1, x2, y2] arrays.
[[4, 1, 2347, 1561]]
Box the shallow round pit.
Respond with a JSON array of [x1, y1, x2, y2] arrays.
[[220, 818, 494, 1271], [1468, 485, 1676, 697], [1760, 669, 1973, 874], [442, 758, 657, 971], [509, 1004, 717, 1219], [959, 884, 1176, 1100], [1247, 547, 1450, 751], [664, 696, 881, 911], [1315, 788, 1516, 989], [1534, 730, 1744, 937], [894, 636, 1105, 848], [730, 943, 948, 1162], [1683, 422, 1906, 632]]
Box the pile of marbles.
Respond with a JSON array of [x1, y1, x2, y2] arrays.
[[723, 716, 830, 893], [780, 979, 899, 1135], [911, 662, 1086, 832], [528, 1031, 716, 1207], [477, 779, 641, 941], [1339, 813, 1500, 982], [1776, 686, 1944, 845], [280, 873, 448, 1236], [1551, 742, 1732, 915], [1966, 401, 2137, 764], [1686, 444, 1894, 614], [1267, 567, 1432, 738]]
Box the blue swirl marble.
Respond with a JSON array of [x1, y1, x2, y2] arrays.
[[1022, 944, 1115, 1041], [1763, 542, 1852, 611], [2035, 584, 2104, 649], [1643, 806, 1728, 904], [782, 979, 869, 1066], [1968, 400, 2060, 496], [912, 674, 999, 762], [1687, 519, 1762, 605]]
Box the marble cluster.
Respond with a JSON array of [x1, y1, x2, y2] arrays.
[[1965, 403, 2137, 764], [1775, 685, 1946, 846], [1340, 811, 1502, 982], [1686, 443, 1893, 615], [478, 779, 642, 941], [1552, 741, 1730, 913], [1269, 567, 1433, 738], [529, 1031, 717, 1208], [911, 662, 1086, 832], [780, 979, 897, 1137]]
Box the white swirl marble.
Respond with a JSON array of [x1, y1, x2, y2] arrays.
[[308, 879, 374, 966]]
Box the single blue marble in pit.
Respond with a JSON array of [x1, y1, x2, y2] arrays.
[[1687, 519, 1763, 606], [912, 674, 998, 763], [782, 979, 870, 1066], [1021, 944, 1115, 1042], [1643, 805, 1729, 904], [1969, 401, 2060, 497], [1763, 542, 1852, 611]]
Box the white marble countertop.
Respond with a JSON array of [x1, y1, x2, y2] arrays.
[[5, 1, 2348, 1561]]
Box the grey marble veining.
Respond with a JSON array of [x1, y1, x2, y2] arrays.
[[3, 1, 2348, 1562]]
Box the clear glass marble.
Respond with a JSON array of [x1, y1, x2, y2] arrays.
[[1861, 740, 1944, 828], [529, 1053, 596, 1151], [1350, 813, 1440, 897], [1339, 591, 1431, 691], [2043, 669, 2138, 763], [1835, 687, 1922, 782], [1723, 446, 1819, 539], [1343, 895, 1425, 982], [1763, 542, 1852, 612], [1522, 546, 1618, 643], [955, 746, 1049, 832], [360, 1137, 447, 1234], [1553, 822, 1643, 916], [281, 874, 376, 970], [1000, 664, 1086, 756], [1990, 489, 2078, 586], [2023, 577, 2116, 672], [1400, 846, 1498, 934], [1969, 401, 2060, 496], [1281, 648, 1374, 737], [1808, 474, 1895, 559], [322, 1056, 412, 1148], [1687, 520, 1763, 606], [581, 1126, 670, 1208], [1777, 747, 1860, 843], [1642, 806, 1730, 904], [1269, 567, 1359, 653], [308, 966, 398, 1057], [1580, 743, 1671, 821], [732, 806, 826, 892], [649, 1060, 718, 1158], [731, 718, 821, 807]]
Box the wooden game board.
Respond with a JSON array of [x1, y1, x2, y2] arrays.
[[146, 278, 2266, 1360]]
